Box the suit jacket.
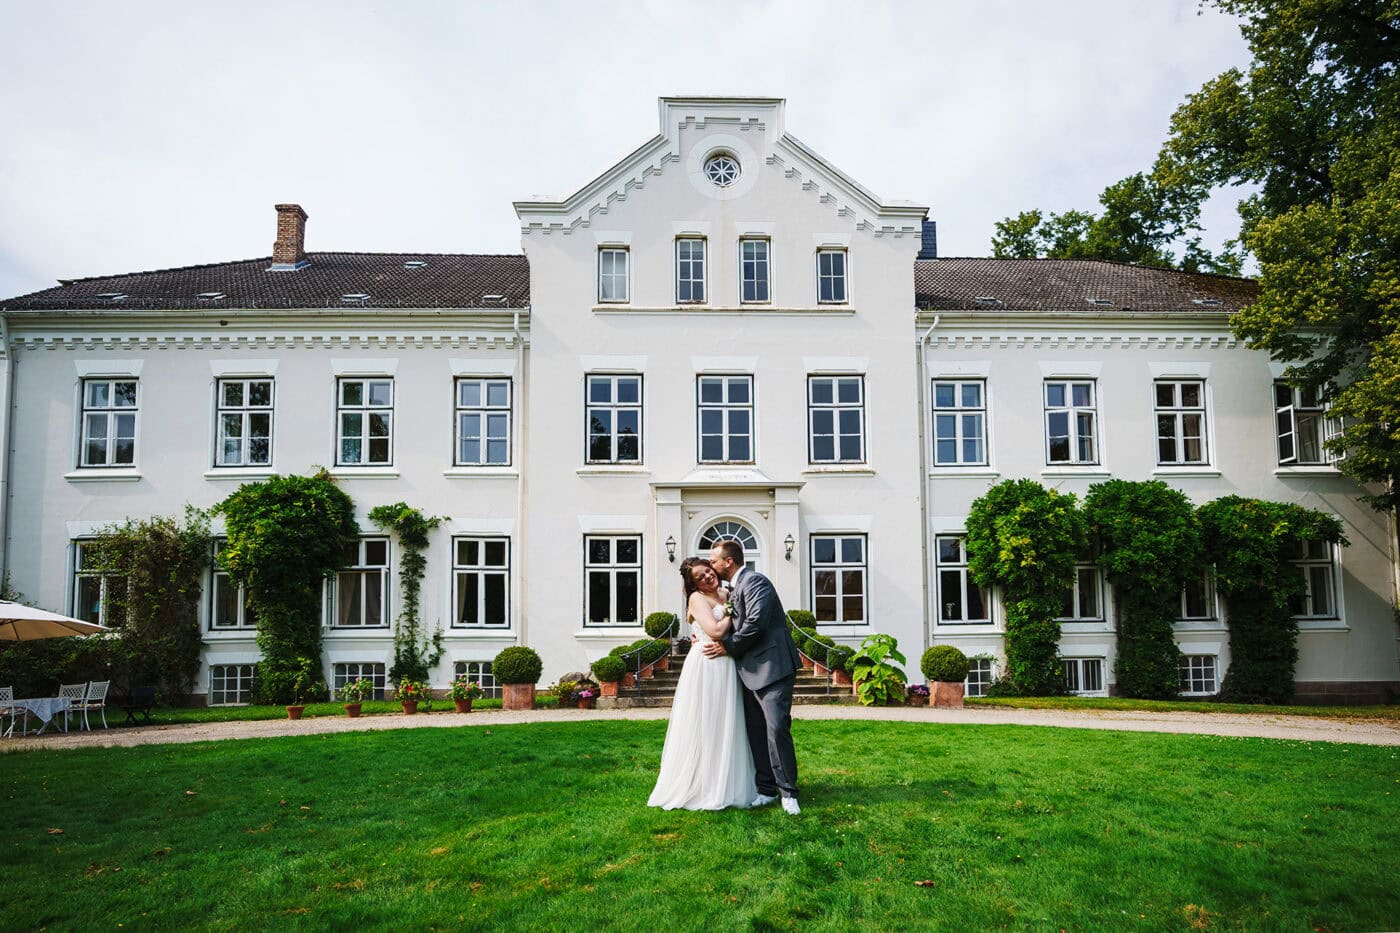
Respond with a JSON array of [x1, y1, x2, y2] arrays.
[[720, 567, 802, 691]]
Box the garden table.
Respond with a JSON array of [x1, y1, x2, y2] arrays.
[[7, 696, 72, 736]]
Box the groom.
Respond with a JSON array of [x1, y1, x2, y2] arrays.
[[702, 540, 803, 815]]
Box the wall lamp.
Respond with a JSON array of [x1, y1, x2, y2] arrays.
[[784, 534, 796, 561], [665, 535, 677, 562]]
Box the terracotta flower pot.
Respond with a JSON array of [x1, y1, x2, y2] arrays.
[[932, 681, 965, 709], [655, 655, 670, 672], [401, 700, 419, 715], [621, 672, 636, 688], [600, 681, 619, 698], [640, 663, 655, 680], [286, 705, 305, 720], [832, 669, 852, 686], [800, 654, 815, 669], [907, 695, 929, 707], [502, 683, 535, 711], [344, 703, 362, 718], [813, 662, 830, 676], [577, 698, 596, 710], [454, 698, 472, 714]]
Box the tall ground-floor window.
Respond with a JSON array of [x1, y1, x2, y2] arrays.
[[454, 660, 499, 698], [935, 535, 988, 624], [209, 664, 255, 705], [585, 535, 641, 626], [453, 537, 510, 628], [72, 540, 122, 626], [810, 534, 867, 625], [333, 538, 389, 627], [332, 662, 387, 699]]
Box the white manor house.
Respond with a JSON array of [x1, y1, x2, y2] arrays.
[[2, 97, 1396, 705]]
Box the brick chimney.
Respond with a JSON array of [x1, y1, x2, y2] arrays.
[[270, 203, 309, 270]]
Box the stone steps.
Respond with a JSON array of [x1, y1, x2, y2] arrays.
[[604, 648, 857, 708]]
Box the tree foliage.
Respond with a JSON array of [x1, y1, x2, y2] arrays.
[[368, 502, 444, 683], [215, 471, 359, 703], [1156, 0, 1400, 512], [965, 479, 1086, 694], [1083, 481, 1202, 699], [1197, 495, 1347, 702]]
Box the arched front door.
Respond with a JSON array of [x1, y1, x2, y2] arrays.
[[696, 520, 763, 575]]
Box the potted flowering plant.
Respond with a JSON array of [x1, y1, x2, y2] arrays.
[[575, 685, 598, 710], [906, 683, 931, 707], [285, 657, 324, 720], [394, 678, 429, 714], [337, 678, 374, 717], [448, 677, 483, 713]]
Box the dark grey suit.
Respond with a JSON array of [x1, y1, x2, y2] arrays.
[[720, 566, 801, 799]]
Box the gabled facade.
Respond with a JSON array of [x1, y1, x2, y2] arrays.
[[1, 97, 1395, 704]]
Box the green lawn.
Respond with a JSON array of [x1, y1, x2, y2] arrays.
[[3, 721, 1397, 930], [967, 696, 1400, 721]]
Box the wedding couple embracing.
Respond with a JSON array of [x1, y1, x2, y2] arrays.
[[647, 540, 803, 814]]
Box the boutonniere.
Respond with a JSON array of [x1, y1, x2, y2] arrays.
[[724, 600, 736, 618]]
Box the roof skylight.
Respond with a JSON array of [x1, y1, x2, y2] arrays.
[[96, 292, 127, 302], [1088, 298, 1114, 306], [341, 293, 370, 304], [403, 260, 427, 270], [1191, 298, 1223, 307], [974, 296, 1003, 306], [197, 291, 226, 301]]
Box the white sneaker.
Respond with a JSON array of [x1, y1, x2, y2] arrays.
[[749, 793, 779, 808], [781, 796, 801, 815]]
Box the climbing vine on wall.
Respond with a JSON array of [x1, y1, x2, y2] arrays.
[[368, 502, 445, 683]]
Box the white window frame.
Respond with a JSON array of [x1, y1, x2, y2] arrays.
[[598, 247, 630, 303], [1288, 539, 1340, 620], [79, 378, 139, 468], [452, 536, 511, 628], [675, 237, 707, 303], [585, 374, 643, 464], [1274, 382, 1340, 465], [1058, 564, 1104, 622], [584, 535, 642, 627], [331, 537, 390, 628], [1179, 569, 1218, 621], [810, 534, 868, 626], [807, 376, 866, 464], [454, 377, 512, 466], [332, 662, 386, 700], [215, 377, 274, 467], [816, 248, 848, 304], [1155, 380, 1208, 465], [1044, 380, 1098, 464], [965, 658, 996, 697], [697, 375, 754, 464], [336, 377, 394, 466], [210, 538, 256, 630], [935, 535, 990, 625], [1178, 655, 1218, 696], [209, 664, 255, 706], [454, 660, 500, 698], [932, 380, 988, 466], [740, 237, 770, 303], [1062, 657, 1106, 696], [72, 539, 121, 626]]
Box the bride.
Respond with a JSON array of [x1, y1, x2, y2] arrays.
[[647, 556, 757, 810]]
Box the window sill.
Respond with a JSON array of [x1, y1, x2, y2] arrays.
[[204, 468, 276, 481], [327, 467, 401, 479], [1059, 620, 1111, 633], [932, 622, 1000, 634], [802, 466, 875, 476], [1173, 620, 1227, 633], [577, 466, 651, 476], [1274, 465, 1343, 475], [65, 469, 141, 483], [325, 627, 392, 636], [1041, 467, 1111, 478], [593, 305, 855, 316], [575, 626, 645, 637], [443, 467, 519, 478], [443, 629, 517, 638], [1297, 619, 1349, 632], [928, 467, 999, 478], [1152, 467, 1221, 477], [204, 629, 258, 638]]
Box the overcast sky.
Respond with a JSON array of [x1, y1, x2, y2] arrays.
[[0, 1, 1253, 299]]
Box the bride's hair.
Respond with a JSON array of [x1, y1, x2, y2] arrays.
[[679, 557, 711, 600]]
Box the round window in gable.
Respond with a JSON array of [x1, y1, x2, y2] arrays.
[[704, 153, 741, 187]]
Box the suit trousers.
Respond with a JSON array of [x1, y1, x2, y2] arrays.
[[742, 673, 798, 798]]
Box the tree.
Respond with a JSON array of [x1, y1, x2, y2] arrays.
[[1155, 0, 1400, 514]]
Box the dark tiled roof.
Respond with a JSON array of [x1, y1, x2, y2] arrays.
[[2, 252, 530, 311], [915, 258, 1257, 312]]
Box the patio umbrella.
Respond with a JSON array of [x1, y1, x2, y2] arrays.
[[0, 601, 109, 640]]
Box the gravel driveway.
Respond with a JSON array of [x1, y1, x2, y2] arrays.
[[6, 704, 1398, 751]]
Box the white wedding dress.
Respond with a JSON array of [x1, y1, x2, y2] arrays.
[[647, 604, 756, 810]]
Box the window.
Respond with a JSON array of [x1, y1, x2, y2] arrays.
[[586, 375, 642, 463], [72, 540, 121, 626], [676, 238, 706, 303], [697, 375, 753, 463], [1275, 383, 1340, 465], [1059, 564, 1103, 621], [1287, 539, 1338, 619], [816, 249, 847, 303], [1063, 658, 1105, 695], [1179, 655, 1218, 696], [932, 380, 987, 466], [454, 660, 499, 698], [211, 539, 256, 630], [453, 537, 510, 627], [704, 153, 741, 187], [79, 378, 138, 467], [585, 535, 641, 626], [337, 378, 393, 465], [455, 378, 511, 466], [935, 535, 988, 624], [1044, 380, 1098, 464], [332, 662, 386, 700], [215, 378, 273, 467], [741, 238, 770, 303], [808, 376, 865, 463], [811, 535, 867, 625], [1180, 570, 1217, 621], [965, 658, 996, 697], [598, 247, 629, 303], [1155, 380, 1207, 465], [698, 522, 760, 568], [332, 538, 389, 627], [209, 664, 255, 705]]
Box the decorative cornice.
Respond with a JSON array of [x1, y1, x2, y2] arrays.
[[13, 331, 526, 353], [926, 333, 1242, 351]]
